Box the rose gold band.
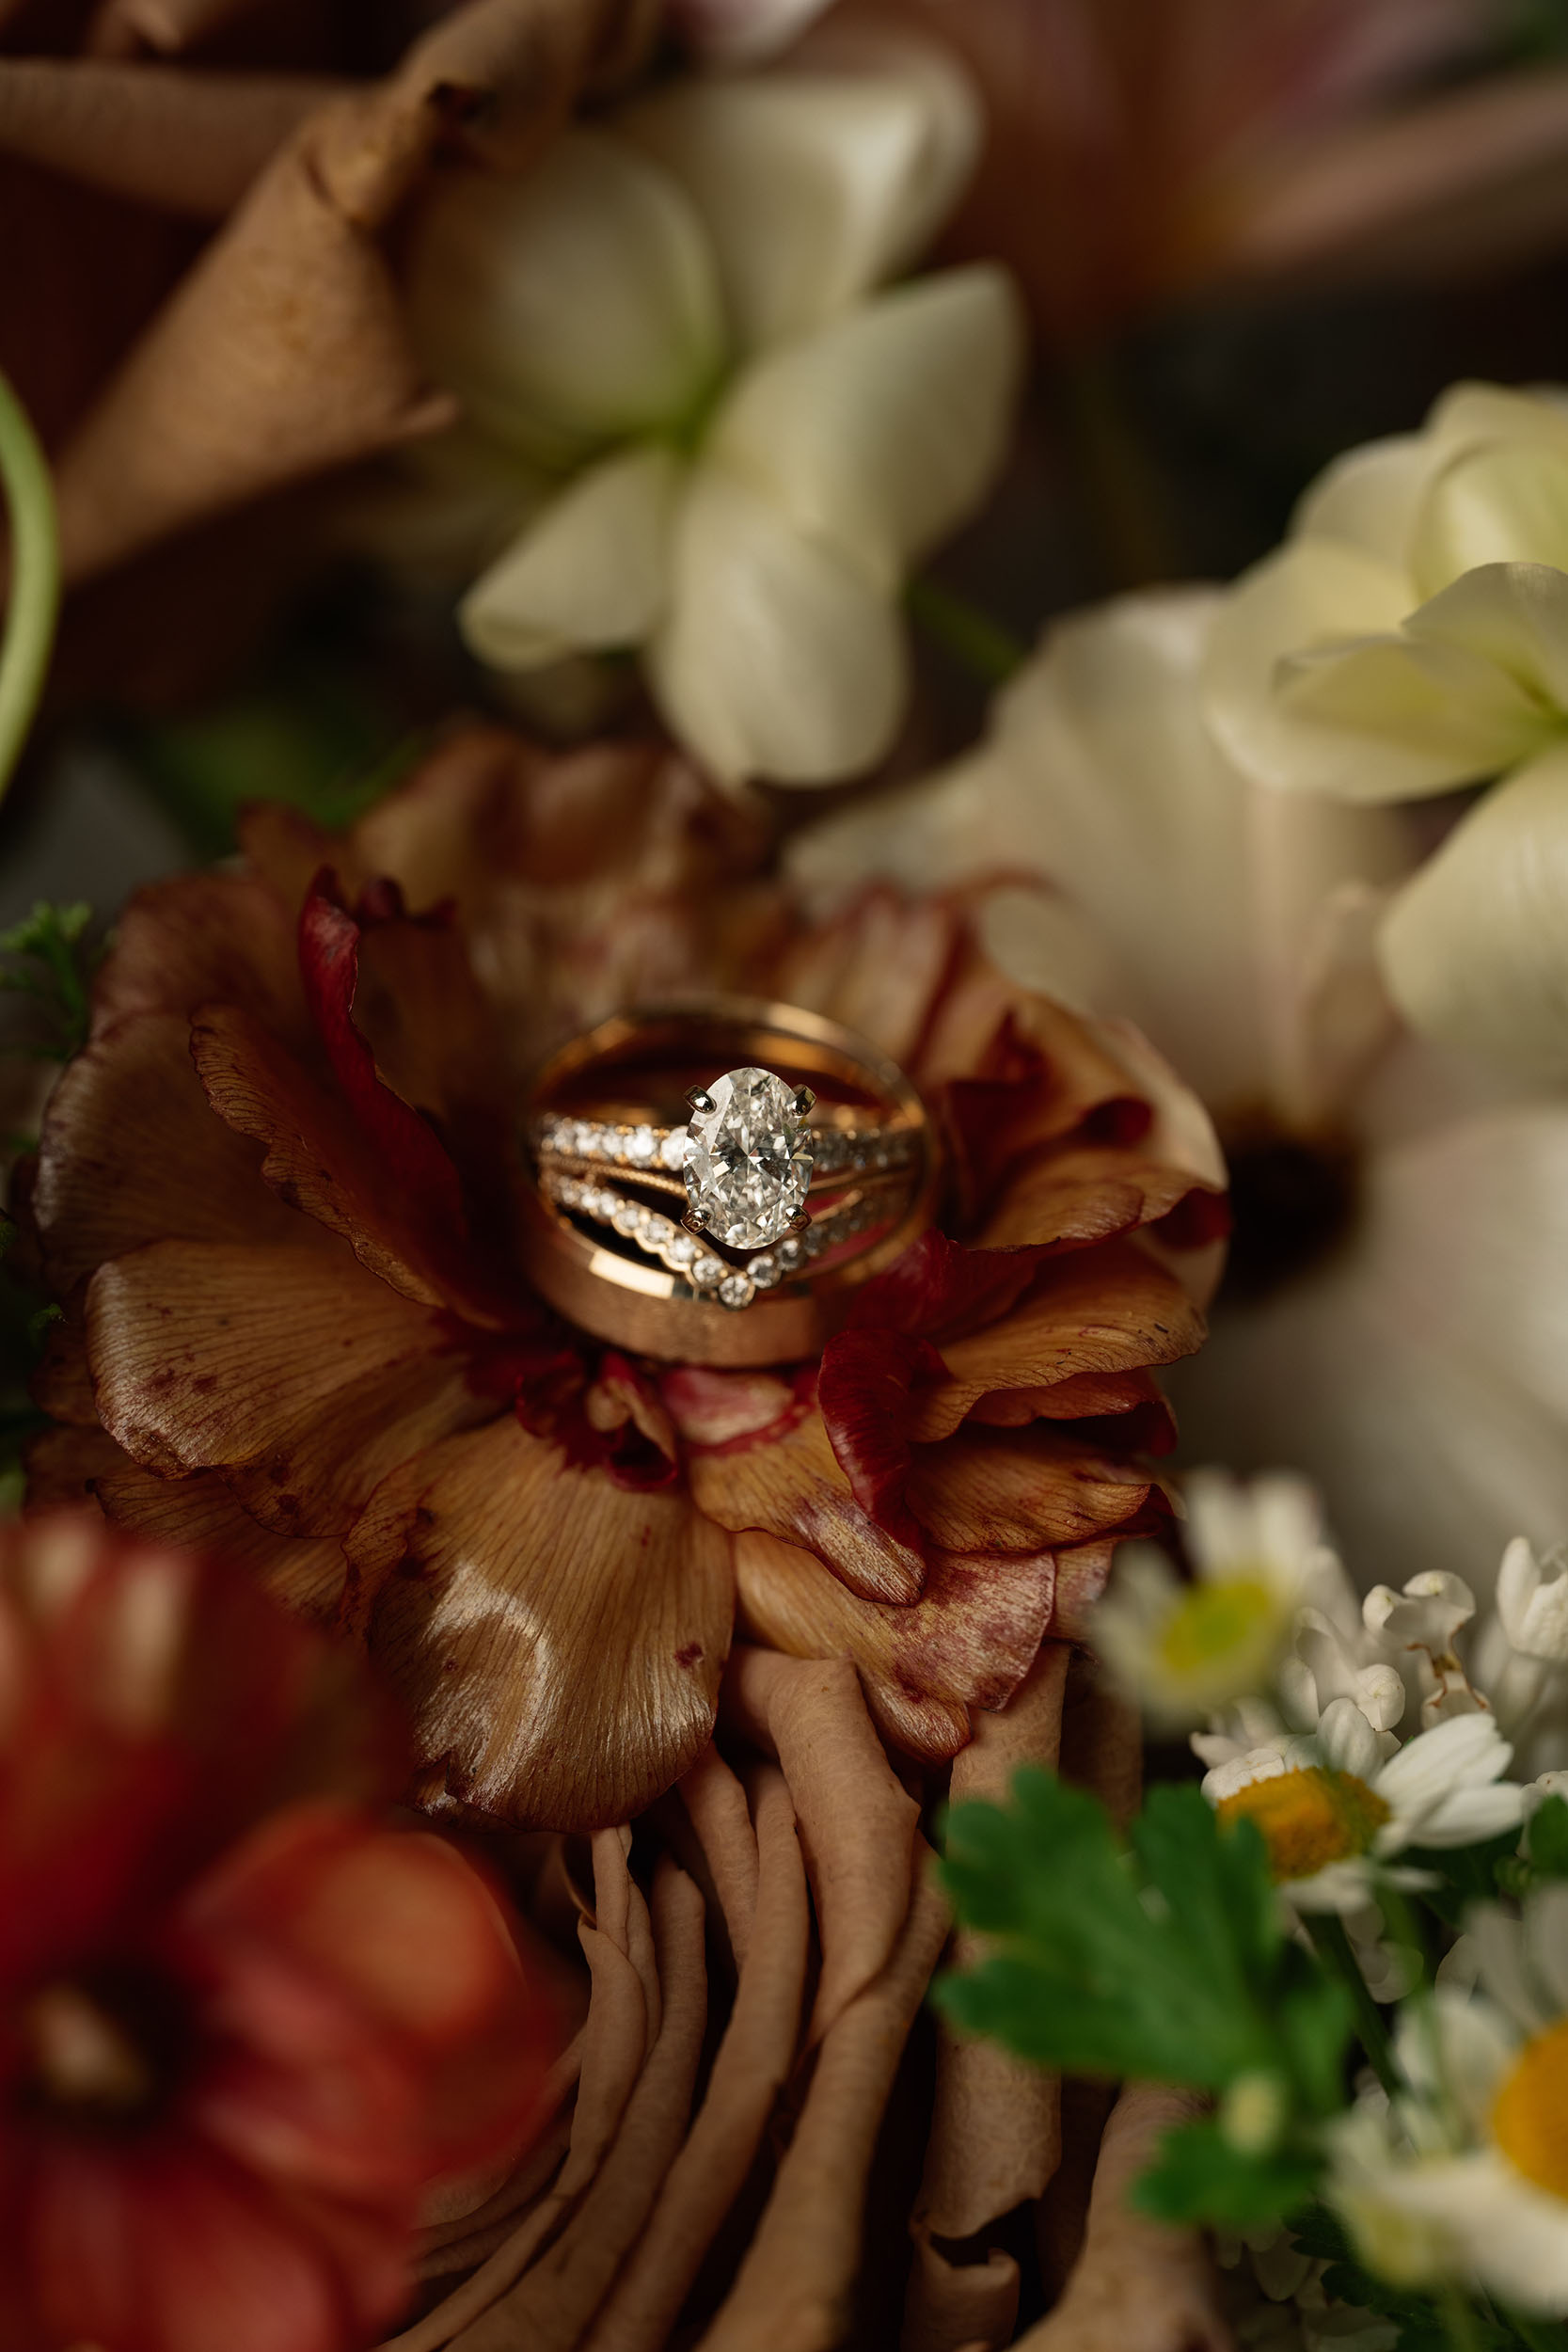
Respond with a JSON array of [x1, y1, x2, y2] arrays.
[[517, 997, 938, 1367]]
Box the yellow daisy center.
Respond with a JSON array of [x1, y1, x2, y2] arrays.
[[1216, 1766, 1390, 1883], [1493, 2019, 1568, 2202], [1157, 1575, 1277, 1678]]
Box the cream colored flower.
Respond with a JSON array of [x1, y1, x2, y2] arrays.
[[1205, 1706, 1525, 1914], [1204, 381, 1568, 1076], [1094, 1470, 1330, 1731], [786, 588, 1568, 1597], [1328, 1885, 1568, 2312], [404, 28, 1023, 788]]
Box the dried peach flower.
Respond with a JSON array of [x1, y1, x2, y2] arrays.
[[0, 1509, 560, 2352], [22, 724, 1226, 1831]]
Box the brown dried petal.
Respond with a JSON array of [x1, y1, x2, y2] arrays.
[[31, 1011, 305, 1296], [95, 1454, 349, 1624], [346, 1415, 733, 1830], [677, 1742, 761, 1971], [1013, 2085, 1230, 2352], [0, 58, 338, 215], [580, 1769, 811, 2352], [451, 1859, 709, 2352], [912, 1248, 1206, 1443], [718, 1645, 920, 2041], [86, 1236, 467, 1490], [694, 1861, 952, 2352], [735, 1531, 1061, 1763], [90, 871, 307, 1044]]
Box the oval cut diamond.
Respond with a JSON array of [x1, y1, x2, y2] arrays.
[[684, 1067, 814, 1250]]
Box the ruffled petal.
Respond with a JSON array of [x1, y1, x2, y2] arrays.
[[707, 265, 1023, 590], [1379, 746, 1568, 1076], [459, 443, 682, 672], [618, 26, 979, 349], [735, 1530, 1067, 1760], [344, 1416, 732, 1830], [1202, 537, 1441, 798], [404, 133, 725, 466], [647, 465, 905, 786]]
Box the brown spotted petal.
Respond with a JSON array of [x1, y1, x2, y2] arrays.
[[735, 1531, 1073, 1763], [90, 869, 309, 1045], [664, 1366, 926, 1606], [94, 1453, 351, 1627], [85, 1237, 483, 1524], [343, 1414, 733, 1831]]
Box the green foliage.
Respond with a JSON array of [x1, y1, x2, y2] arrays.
[[1497, 1795, 1568, 1900], [1287, 2207, 1551, 2352], [1408, 1828, 1530, 1927], [121, 669, 427, 860], [1134, 2117, 1322, 2230], [0, 900, 100, 1060], [934, 1770, 1354, 2230]]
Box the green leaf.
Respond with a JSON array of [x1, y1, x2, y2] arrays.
[[935, 1770, 1354, 2129], [1527, 1795, 1568, 1883], [1408, 1829, 1526, 1926], [1288, 2207, 1523, 2352], [1133, 2119, 1321, 2231], [0, 899, 102, 1060]]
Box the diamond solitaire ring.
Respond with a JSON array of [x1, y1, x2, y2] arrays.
[[520, 1000, 936, 1367]]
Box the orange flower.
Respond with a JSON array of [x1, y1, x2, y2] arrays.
[[0, 1509, 560, 2352], [22, 725, 1226, 1829]]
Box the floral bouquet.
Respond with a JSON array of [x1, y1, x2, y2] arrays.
[[4, 0, 1568, 2347]]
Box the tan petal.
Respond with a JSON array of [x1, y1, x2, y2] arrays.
[[446, 1859, 709, 2350], [913, 1246, 1206, 1441], [86, 1238, 470, 1511], [55, 0, 661, 580], [85, 0, 266, 55], [347, 1415, 732, 1829], [669, 1370, 926, 1605], [693, 1861, 951, 2352], [53, 102, 452, 581], [31, 1011, 304, 1295], [768, 886, 961, 1071], [22, 1422, 125, 1507], [1014, 2085, 1228, 2352], [677, 1743, 761, 1970], [191, 1004, 500, 1319], [0, 59, 337, 215], [902, 2236, 1020, 2352], [736, 1527, 1063, 1762], [578, 1769, 811, 2352], [913, 1644, 1069, 2254], [94, 1455, 348, 1626], [91, 871, 307, 1045], [719, 1645, 920, 2038], [907, 1427, 1161, 1557]]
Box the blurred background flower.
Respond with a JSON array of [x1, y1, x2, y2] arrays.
[[0, 1510, 559, 2352]]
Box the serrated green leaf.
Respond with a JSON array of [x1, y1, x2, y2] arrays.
[[1132, 2119, 1321, 2231], [935, 1770, 1354, 2139]]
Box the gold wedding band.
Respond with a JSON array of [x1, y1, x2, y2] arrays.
[[518, 998, 938, 1366]]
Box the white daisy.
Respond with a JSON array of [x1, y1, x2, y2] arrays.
[[1327, 1884, 1568, 2312], [1093, 1470, 1333, 1732], [1204, 1704, 1526, 1914]]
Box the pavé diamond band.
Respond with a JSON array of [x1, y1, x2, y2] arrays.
[[519, 999, 937, 1367]]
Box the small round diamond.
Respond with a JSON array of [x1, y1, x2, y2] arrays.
[[666, 1233, 696, 1267], [660, 1129, 689, 1171], [718, 1273, 755, 1311], [747, 1253, 780, 1289], [776, 1236, 803, 1273], [611, 1200, 641, 1236], [626, 1125, 657, 1165], [691, 1254, 724, 1289]]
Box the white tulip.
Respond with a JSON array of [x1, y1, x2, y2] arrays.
[[405, 31, 1022, 788]]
